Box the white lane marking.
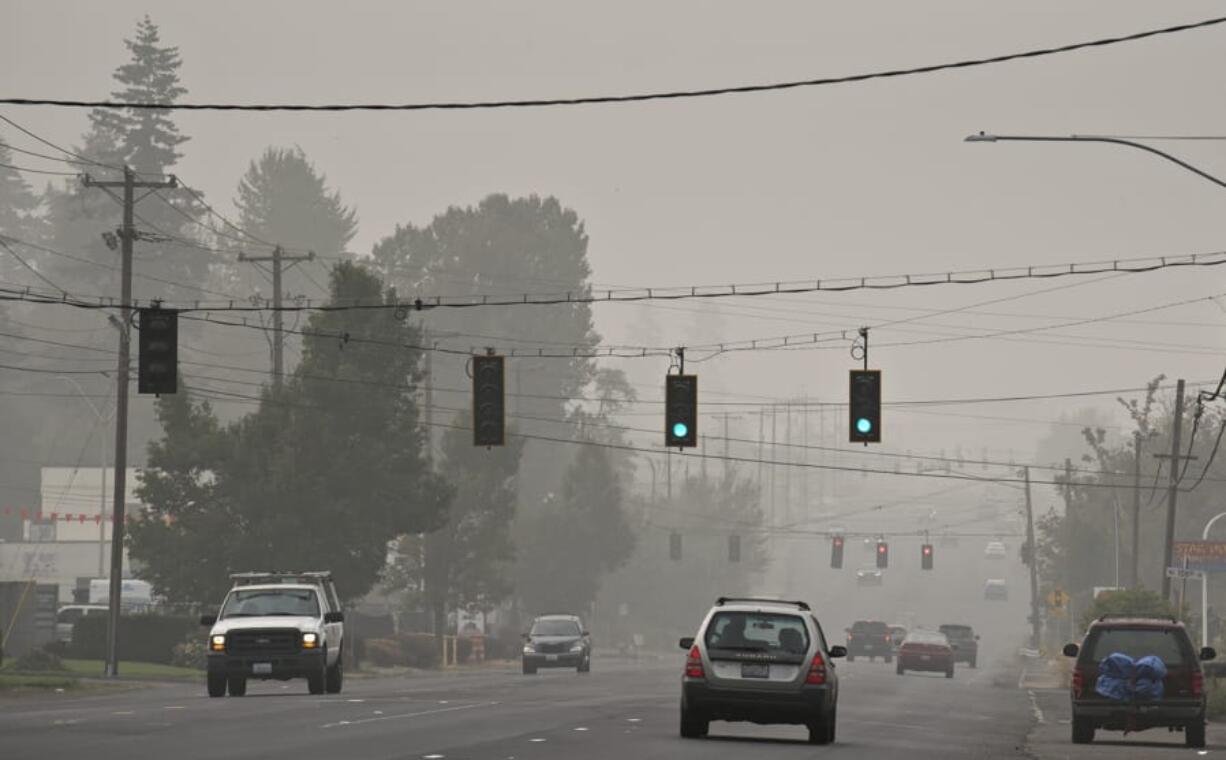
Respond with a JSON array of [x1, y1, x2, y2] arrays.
[[439, 700, 449, 704], [320, 702, 493, 729], [573, 727, 589, 732], [347, 699, 365, 703], [112, 711, 134, 716], [626, 718, 641, 723], [373, 710, 384, 715], [52, 719, 82, 726], [1027, 689, 1045, 724], [423, 755, 445, 759], [164, 706, 185, 710], [528, 738, 546, 743]]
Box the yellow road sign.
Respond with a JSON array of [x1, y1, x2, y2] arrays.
[[1047, 589, 1069, 609]]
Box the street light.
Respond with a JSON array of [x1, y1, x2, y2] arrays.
[[1199, 512, 1226, 648], [964, 132, 1226, 191]]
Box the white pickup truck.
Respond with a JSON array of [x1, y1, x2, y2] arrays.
[[200, 571, 345, 697]]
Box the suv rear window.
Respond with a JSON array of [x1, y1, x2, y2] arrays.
[[705, 612, 810, 654], [1088, 627, 1191, 665], [940, 625, 973, 638]]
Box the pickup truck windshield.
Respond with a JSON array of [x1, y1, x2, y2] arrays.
[[220, 589, 320, 619]]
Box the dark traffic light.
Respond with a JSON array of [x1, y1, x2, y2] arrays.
[[728, 534, 741, 563], [472, 354, 505, 447], [849, 369, 882, 444], [665, 374, 698, 448], [138, 307, 178, 395], [921, 543, 934, 570], [876, 540, 889, 569], [830, 536, 844, 569], [669, 531, 682, 561]]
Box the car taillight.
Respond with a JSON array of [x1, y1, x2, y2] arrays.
[[1192, 671, 1205, 697], [685, 645, 704, 679], [885, 635, 891, 642], [1071, 667, 1084, 698], [805, 653, 827, 685]]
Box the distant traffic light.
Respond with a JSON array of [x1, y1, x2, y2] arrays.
[[830, 536, 845, 569], [138, 307, 178, 395], [472, 354, 505, 447], [728, 534, 741, 563], [921, 543, 934, 570], [665, 374, 698, 448], [669, 531, 683, 561], [876, 540, 889, 569], [849, 369, 882, 444]]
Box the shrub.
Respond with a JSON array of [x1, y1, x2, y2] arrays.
[[398, 632, 440, 668], [364, 638, 403, 667], [170, 633, 207, 670], [71, 613, 198, 665], [1081, 588, 1177, 631], [14, 648, 64, 672]]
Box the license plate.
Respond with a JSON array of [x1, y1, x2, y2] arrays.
[[864, 645, 874, 650], [741, 663, 770, 679], [920, 655, 931, 661], [252, 662, 272, 675], [546, 654, 558, 662]]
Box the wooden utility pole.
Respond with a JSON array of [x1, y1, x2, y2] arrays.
[[1159, 379, 1187, 602], [1023, 466, 1041, 649], [238, 246, 315, 387], [1131, 431, 1142, 587], [83, 167, 176, 678]]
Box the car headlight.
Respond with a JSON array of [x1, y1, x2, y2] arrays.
[[523, 643, 535, 653], [302, 632, 318, 649], [210, 634, 225, 652], [570, 642, 585, 653]]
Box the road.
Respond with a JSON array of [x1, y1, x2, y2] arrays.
[[2, 651, 1036, 760]]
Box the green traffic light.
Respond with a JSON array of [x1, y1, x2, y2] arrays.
[[856, 417, 873, 434], [672, 422, 689, 439]]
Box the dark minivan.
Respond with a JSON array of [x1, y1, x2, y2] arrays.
[[1063, 615, 1216, 747]]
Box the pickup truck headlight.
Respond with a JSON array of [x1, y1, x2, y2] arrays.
[[210, 635, 225, 652], [523, 642, 535, 654], [302, 632, 318, 649], [569, 642, 585, 653]]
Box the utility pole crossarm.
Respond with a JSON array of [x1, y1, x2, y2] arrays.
[[238, 247, 316, 387]]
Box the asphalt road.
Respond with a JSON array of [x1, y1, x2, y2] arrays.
[[2, 649, 1037, 760]]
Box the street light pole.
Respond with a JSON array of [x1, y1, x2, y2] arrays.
[[1200, 512, 1226, 648]]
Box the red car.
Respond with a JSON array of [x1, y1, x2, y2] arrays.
[[896, 630, 955, 678]]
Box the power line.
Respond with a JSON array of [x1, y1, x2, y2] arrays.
[[0, 114, 122, 171], [0, 160, 78, 176], [4, 15, 1224, 112], [0, 237, 69, 295]]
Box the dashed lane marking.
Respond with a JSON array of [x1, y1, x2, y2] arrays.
[[320, 701, 493, 729]]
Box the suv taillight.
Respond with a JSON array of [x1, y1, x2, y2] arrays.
[[805, 653, 827, 685], [1192, 671, 1205, 697], [1071, 666, 1084, 698], [685, 645, 704, 679]]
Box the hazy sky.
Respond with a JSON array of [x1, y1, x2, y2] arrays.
[[5, 1, 1226, 465]]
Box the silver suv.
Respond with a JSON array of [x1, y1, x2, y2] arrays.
[[678, 597, 845, 744], [200, 572, 345, 697]]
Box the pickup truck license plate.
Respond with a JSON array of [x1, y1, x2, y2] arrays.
[[253, 662, 272, 675], [546, 654, 558, 662], [741, 663, 770, 679]]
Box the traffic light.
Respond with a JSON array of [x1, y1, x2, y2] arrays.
[[669, 531, 682, 561], [849, 369, 882, 444], [665, 374, 698, 448], [472, 354, 505, 447], [876, 540, 889, 569], [728, 534, 741, 563], [138, 307, 178, 395], [921, 543, 934, 570], [830, 536, 844, 569]]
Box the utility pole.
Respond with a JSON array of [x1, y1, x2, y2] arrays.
[[1131, 431, 1142, 588], [1023, 466, 1041, 649], [238, 246, 315, 387], [83, 167, 176, 678], [1159, 379, 1187, 602]]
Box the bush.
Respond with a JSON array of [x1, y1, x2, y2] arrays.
[[14, 648, 64, 672], [483, 634, 521, 661], [71, 613, 198, 665], [1081, 588, 1177, 631], [170, 633, 207, 670], [1208, 680, 1226, 720], [365, 638, 403, 667], [398, 632, 440, 668]]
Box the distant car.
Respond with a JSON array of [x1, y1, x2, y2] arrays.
[[55, 604, 108, 644], [984, 541, 1007, 559], [855, 566, 883, 586], [522, 614, 591, 674], [845, 620, 893, 663], [939, 624, 979, 668], [679, 596, 843, 744], [896, 630, 955, 678], [1064, 615, 1216, 747], [984, 579, 1008, 601], [888, 626, 908, 655]]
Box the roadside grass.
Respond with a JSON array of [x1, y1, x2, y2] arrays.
[[1208, 678, 1226, 720], [58, 659, 201, 680], [0, 672, 79, 691]]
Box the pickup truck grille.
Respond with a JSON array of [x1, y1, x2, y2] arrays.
[[228, 628, 301, 656]]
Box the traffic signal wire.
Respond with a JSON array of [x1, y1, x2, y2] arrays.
[[3, 15, 1223, 112]]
